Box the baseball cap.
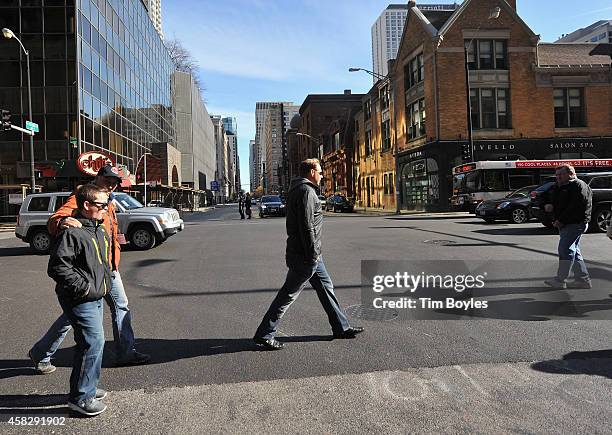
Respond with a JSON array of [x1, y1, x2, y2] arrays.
[[97, 165, 122, 179]]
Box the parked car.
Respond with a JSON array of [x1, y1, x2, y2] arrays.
[[318, 195, 327, 208], [529, 181, 556, 228], [475, 185, 538, 224], [259, 195, 285, 218], [15, 191, 184, 254], [326, 195, 354, 213], [529, 172, 612, 232]]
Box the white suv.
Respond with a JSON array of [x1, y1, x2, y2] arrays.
[[15, 192, 184, 254]]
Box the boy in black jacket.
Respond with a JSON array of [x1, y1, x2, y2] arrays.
[[48, 184, 112, 416]]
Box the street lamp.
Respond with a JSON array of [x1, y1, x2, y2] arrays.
[[464, 6, 501, 163], [349, 66, 401, 214], [2, 27, 35, 192], [136, 151, 152, 206]]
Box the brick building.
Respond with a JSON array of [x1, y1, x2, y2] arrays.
[[295, 91, 364, 197], [354, 79, 398, 210], [391, 0, 612, 211]]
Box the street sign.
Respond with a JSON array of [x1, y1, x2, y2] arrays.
[[69, 136, 77, 145], [211, 180, 220, 191], [25, 121, 39, 133], [8, 194, 24, 205]]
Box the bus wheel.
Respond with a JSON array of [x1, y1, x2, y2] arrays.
[[510, 208, 528, 224]]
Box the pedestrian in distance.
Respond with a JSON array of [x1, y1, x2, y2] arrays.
[[543, 164, 593, 289], [47, 184, 112, 416], [253, 158, 364, 350], [29, 165, 150, 376], [238, 194, 245, 220], [245, 193, 252, 219]]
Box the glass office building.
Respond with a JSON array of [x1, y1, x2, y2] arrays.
[[0, 0, 176, 190]]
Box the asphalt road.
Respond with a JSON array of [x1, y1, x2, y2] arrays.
[[1, 205, 611, 433]]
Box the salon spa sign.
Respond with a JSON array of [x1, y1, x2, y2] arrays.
[[77, 151, 116, 176]]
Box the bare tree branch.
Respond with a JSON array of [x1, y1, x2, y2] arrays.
[[165, 37, 206, 97]]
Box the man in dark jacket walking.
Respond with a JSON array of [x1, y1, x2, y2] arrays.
[[544, 164, 593, 289], [253, 158, 363, 350], [48, 184, 112, 416]]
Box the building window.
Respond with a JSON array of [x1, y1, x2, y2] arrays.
[[554, 88, 585, 128], [365, 130, 372, 157], [364, 100, 371, 121], [381, 119, 391, 150], [380, 85, 390, 110], [404, 53, 424, 89], [465, 39, 507, 70], [383, 172, 394, 195], [407, 98, 426, 140], [470, 88, 510, 129]]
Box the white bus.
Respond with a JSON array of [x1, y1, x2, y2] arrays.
[[451, 159, 612, 211]]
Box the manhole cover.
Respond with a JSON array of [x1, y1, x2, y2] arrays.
[[422, 239, 457, 245], [345, 304, 399, 321]]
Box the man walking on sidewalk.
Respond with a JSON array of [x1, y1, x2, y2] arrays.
[[29, 165, 150, 374], [253, 158, 363, 350], [544, 164, 593, 289]]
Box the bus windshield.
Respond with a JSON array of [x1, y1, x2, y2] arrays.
[[453, 171, 481, 195]]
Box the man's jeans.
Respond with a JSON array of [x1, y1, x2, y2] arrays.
[[31, 271, 135, 363], [255, 257, 351, 340], [57, 297, 104, 404], [557, 222, 590, 283]]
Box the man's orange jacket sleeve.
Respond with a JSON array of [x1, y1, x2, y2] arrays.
[[48, 194, 78, 236]]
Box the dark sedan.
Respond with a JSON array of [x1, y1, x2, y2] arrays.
[[259, 195, 285, 218], [475, 185, 537, 224], [326, 195, 354, 213]]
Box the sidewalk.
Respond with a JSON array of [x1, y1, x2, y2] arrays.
[[351, 207, 470, 218], [3, 359, 610, 434], [0, 222, 16, 241]]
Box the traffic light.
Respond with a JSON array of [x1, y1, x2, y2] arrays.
[[461, 143, 472, 162], [1, 110, 11, 131]]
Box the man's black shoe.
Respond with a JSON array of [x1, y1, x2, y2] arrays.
[[116, 351, 151, 366], [253, 337, 284, 350], [333, 327, 365, 339]]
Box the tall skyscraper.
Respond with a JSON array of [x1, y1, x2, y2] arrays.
[[144, 0, 163, 39], [371, 3, 458, 79], [371, 5, 408, 79], [254, 102, 292, 191], [249, 140, 257, 192]]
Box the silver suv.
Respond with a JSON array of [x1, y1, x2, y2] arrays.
[[15, 192, 184, 254]]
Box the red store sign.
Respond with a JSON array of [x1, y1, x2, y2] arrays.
[[77, 151, 116, 176]]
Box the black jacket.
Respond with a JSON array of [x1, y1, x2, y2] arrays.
[[285, 177, 322, 264], [551, 178, 593, 224], [48, 216, 112, 303]]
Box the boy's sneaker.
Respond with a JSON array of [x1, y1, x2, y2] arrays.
[[544, 279, 567, 289], [567, 280, 593, 289], [28, 350, 56, 375], [67, 398, 107, 417], [95, 389, 108, 400]]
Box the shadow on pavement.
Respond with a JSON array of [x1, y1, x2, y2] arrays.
[[472, 227, 558, 236], [0, 360, 40, 380], [135, 283, 361, 298], [531, 350, 612, 379], [0, 247, 38, 257]]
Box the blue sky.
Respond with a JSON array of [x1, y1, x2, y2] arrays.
[[162, 0, 612, 190]]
